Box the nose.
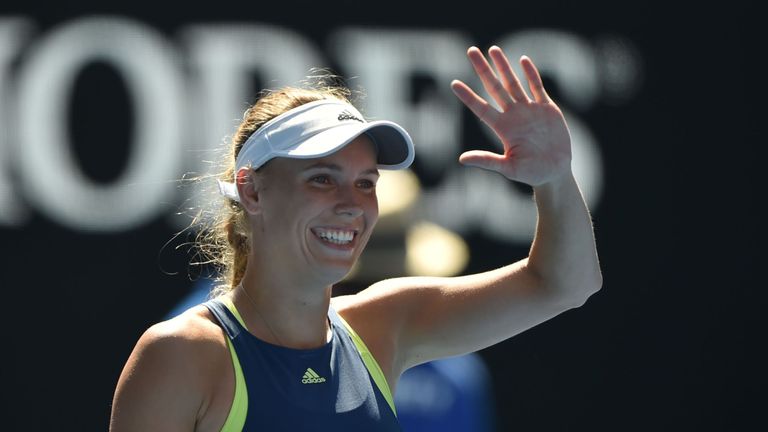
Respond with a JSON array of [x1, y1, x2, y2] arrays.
[[335, 204, 363, 218], [334, 186, 365, 218]]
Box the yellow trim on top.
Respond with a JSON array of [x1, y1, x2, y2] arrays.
[[220, 297, 248, 432], [335, 315, 398, 417]]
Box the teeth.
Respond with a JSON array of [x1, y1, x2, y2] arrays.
[[316, 229, 355, 244]]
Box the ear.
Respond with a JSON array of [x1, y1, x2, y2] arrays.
[[235, 167, 263, 215]]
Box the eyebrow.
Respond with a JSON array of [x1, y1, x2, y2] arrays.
[[301, 162, 380, 177]]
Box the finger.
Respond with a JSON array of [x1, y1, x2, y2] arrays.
[[451, 79, 500, 127], [488, 46, 530, 103], [466, 46, 514, 111], [520, 55, 551, 104], [458, 150, 511, 175]]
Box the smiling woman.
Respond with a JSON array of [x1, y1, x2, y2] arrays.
[[109, 46, 601, 432]]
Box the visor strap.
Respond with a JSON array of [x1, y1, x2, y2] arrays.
[[217, 179, 240, 202]]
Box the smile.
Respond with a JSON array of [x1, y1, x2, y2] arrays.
[[312, 228, 357, 245]]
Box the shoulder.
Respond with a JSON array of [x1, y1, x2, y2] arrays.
[[137, 303, 227, 361], [331, 277, 439, 379], [332, 276, 449, 344], [119, 302, 232, 392], [332, 276, 444, 322], [111, 303, 232, 430]]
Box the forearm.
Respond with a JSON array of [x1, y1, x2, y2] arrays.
[[527, 171, 602, 304]]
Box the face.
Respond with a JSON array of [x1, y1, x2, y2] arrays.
[[253, 135, 380, 283]]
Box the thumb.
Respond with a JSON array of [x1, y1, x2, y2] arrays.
[[458, 150, 506, 173]]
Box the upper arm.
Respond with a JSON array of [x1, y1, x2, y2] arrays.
[[341, 259, 590, 375], [109, 318, 214, 432]]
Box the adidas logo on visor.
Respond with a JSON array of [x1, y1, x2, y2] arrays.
[[337, 109, 363, 123]]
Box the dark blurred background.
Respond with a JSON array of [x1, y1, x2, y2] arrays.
[[0, 1, 761, 431]]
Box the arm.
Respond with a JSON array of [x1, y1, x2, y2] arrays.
[[452, 46, 602, 298], [340, 46, 601, 377]]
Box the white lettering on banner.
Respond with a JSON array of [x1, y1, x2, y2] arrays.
[[329, 28, 470, 177], [334, 28, 607, 242], [16, 16, 184, 231], [0, 18, 31, 224], [181, 24, 326, 217], [0, 16, 641, 242]]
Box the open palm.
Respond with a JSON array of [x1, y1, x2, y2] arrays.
[[451, 46, 572, 187]]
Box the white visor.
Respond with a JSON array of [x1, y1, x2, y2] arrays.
[[217, 99, 415, 202]]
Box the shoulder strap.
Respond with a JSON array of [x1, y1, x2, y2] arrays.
[[202, 298, 243, 340]]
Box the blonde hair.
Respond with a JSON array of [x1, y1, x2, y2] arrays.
[[190, 76, 356, 298]]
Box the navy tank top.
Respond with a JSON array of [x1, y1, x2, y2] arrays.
[[203, 298, 401, 431]]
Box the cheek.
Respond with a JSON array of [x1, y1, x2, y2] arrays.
[[263, 189, 317, 227], [366, 195, 380, 223]]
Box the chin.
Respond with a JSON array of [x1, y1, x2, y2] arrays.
[[314, 259, 358, 285], [327, 264, 356, 283]]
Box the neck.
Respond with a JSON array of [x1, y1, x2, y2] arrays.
[[233, 267, 333, 349]]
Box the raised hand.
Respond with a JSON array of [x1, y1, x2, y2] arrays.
[[451, 46, 572, 187]]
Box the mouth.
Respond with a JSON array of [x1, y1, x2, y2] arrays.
[[311, 227, 359, 249]]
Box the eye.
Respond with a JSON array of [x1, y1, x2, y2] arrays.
[[357, 179, 377, 190], [310, 175, 332, 185]]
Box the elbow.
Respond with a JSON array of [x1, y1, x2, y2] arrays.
[[585, 267, 603, 295], [568, 271, 603, 308], [527, 262, 603, 309], [548, 270, 602, 310]]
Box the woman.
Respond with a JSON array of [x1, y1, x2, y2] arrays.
[[109, 45, 602, 431]]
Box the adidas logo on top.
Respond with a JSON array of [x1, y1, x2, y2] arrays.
[[301, 367, 326, 384]]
